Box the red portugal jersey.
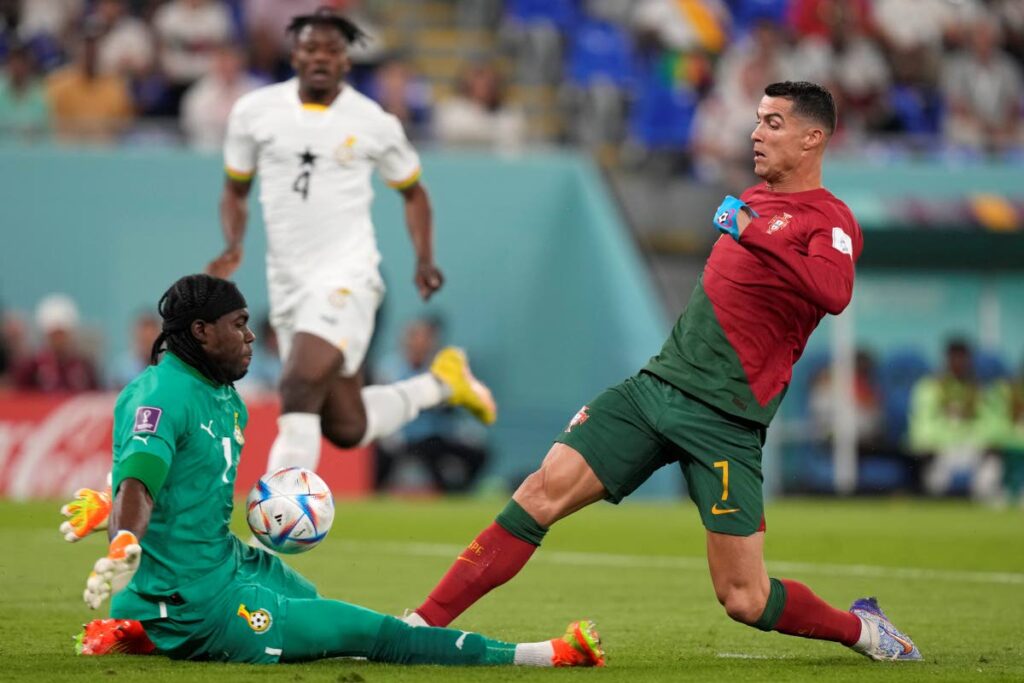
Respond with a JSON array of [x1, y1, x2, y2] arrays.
[[644, 183, 863, 426]]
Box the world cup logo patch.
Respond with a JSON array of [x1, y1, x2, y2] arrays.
[[133, 407, 162, 433], [237, 604, 273, 633]]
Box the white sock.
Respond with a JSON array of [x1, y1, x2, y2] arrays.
[[266, 412, 322, 472], [852, 616, 874, 652], [513, 641, 554, 667], [357, 374, 446, 447]]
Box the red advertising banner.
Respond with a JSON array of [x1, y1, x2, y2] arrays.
[[0, 391, 373, 500]]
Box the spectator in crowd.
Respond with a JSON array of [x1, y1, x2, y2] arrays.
[[93, 0, 154, 79], [983, 363, 1024, 506], [13, 293, 99, 392], [808, 349, 887, 452], [180, 42, 262, 149], [235, 315, 281, 395], [16, 0, 82, 69], [434, 62, 526, 152], [108, 310, 160, 388], [374, 317, 489, 494], [152, 0, 233, 114], [45, 18, 133, 143], [368, 54, 433, 141], [908, 338, 1001, 500], [0, 41, 49, 141], [941, 13, 1024, 154], [631, 0, 730, 55]]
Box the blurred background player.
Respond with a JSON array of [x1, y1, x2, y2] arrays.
[[403, 82, 921, 663], [78, 272, 604, 668], [207, 8, 496, 477]]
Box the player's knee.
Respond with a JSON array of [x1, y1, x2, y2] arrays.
[[513, 469, 559, 526], [321, 417, 366, 449], [718, 586, 765, 625]]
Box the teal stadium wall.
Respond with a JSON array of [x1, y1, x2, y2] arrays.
[[0, 147, 680, 496]]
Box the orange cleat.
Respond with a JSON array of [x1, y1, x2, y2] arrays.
[[551, 619, 606, 667], [75, 618, 155, 656]]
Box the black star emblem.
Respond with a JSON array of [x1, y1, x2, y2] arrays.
[[298, 148, 318, 168]]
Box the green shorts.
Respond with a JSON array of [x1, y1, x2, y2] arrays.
[[139, 544, 319, 663], [555, 371, 767, 536]]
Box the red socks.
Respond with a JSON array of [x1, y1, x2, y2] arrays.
[[773, 579, 861, 645], [415, 522, 538, 627]]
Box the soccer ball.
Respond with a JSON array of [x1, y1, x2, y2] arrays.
[[246, 467, 335, 554]]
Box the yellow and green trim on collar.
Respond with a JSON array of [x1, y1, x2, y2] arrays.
[[388, 167, 422, 190]]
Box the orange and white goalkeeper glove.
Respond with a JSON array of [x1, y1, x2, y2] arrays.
[[84, 530, 141, 610], [60, 477, 112, 542]]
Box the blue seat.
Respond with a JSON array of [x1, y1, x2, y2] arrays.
[[974, 349, 1009, 384], [628, 56, 698, 150], [567, 20, 634, 88], [888, 84, 943, 136], [505, 0, 580, 31], [879, 349, 931, 445]]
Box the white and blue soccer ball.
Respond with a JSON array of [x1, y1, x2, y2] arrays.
[[246, 467, 335, 554]]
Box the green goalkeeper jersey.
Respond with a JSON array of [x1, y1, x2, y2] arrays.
[[109, 352, 249, 620]]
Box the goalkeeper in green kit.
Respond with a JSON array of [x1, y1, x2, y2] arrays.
[[68, 273, 604, 667]]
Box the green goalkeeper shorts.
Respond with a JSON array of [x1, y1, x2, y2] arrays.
[[555, 371, 767, 536]]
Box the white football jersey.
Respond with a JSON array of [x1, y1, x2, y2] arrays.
[[224, 79, 421, 287]]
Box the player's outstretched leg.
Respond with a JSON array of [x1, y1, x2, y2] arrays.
[[281, 597, 604, 667], [849, 597, 922, 661], [409, 444, 606, 627]]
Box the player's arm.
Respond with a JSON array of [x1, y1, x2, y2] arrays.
[[209, 96, 257, 278], [208, 176, 252, 278], [399, 181, 443, 300], [714, 196, 855, 315], [82, 477, 155, 609]]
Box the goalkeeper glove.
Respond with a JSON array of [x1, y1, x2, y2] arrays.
[[84, 530, 141, 610], [60, 485, 112, 542], [713, 195, 758, 241]]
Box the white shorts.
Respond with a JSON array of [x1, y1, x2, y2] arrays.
[[269, 276, 385, 377]]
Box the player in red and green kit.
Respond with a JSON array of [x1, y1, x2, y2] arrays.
[[77, 273, 605, 667], [403, 82, 922, 662]]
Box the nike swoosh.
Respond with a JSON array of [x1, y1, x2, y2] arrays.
[[711, 504, 741, 515], [890, 631, 914, 655], [132, 435, 149, 445], [455, 632, 468, 650], [455, 556, 478, 566]]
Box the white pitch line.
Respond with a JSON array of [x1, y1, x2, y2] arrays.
[[336, 540, 1024, 586], [716, 653, 791, 660]]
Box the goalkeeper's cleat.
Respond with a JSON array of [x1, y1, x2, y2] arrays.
[[75, 618, 155, 656], [850, 597, 922, 661], [430, 347, 497, 425], [60, 485, 112, 542], [551, 620, 606, 667]]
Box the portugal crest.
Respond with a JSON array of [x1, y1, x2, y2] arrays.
[[565, 406, 590, 433]]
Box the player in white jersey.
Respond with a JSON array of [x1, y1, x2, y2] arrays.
[[206, 8, 496, 474]]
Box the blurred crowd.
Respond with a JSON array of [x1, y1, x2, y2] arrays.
[[0, 294, 490, 495], [0, 0, 1021, 173], [803, 338, 1024, 505]]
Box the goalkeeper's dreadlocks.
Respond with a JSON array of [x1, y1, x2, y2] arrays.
[[149, 274, 248, 385]]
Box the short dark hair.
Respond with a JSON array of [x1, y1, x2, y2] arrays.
[[764, 81, 837, 135], [287, 6, 367, 45], [946, 337, 972, 356]]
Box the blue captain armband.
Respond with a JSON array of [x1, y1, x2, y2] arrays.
[[713, 195, 758, 241]]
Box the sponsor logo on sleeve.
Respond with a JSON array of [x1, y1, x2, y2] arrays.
[[832, 227, 853, 257], [133, 407, 162, 434]]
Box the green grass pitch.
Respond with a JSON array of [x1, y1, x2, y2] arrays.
[[3, 496, 1022, 682]]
